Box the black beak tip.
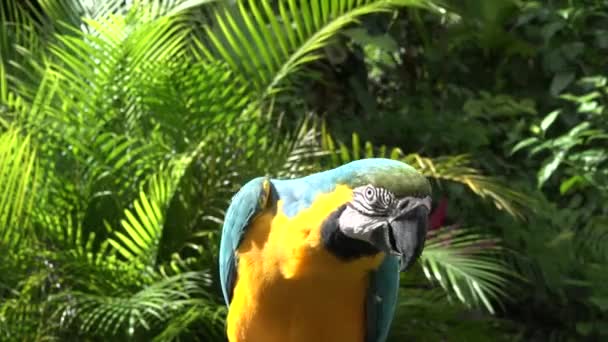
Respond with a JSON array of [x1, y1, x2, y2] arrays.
[[399, 256, 416, 271]]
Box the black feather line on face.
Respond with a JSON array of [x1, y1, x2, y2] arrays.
[[347, 202, 388, 218], [353, 193, 375, 210], [321, 205, 380, 260]]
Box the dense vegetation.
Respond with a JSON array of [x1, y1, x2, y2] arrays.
[[1, 0, 606, 340]]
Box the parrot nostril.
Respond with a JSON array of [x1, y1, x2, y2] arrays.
[[397, 198, 411, 211], [395, 197, 432, 220]]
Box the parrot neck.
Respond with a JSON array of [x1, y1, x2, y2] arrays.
[[320, 204, 380, 260]]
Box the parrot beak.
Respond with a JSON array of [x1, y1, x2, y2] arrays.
[[369, 196, 431, 271], [329, 195, 431, 268]]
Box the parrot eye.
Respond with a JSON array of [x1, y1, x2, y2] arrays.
[[364, 186, 376, 201], [363, 186, 394, 207], [351, 185, 394, 216]]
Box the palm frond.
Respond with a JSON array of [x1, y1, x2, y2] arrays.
[[321, 125, 404, 164], [51, 247, 140, 295], [0, 247, 59, 341], [139, 59, 253, 150], [405, 153, 536, 220], [389, 286, 513, 341], [0, 0, 31, 60], [107, 184, 165, 266], [37, 0, 120, 30], [0, 0, 44, 124], [108, 156, 192, 267], [37, 0, 218, 31], [152, 305, 226, 342], [0, 127, 38, 250], [576, 216, 608, 262], [201, 0, 430, 100], [0, 1, 42, 67], [269, 115, 327, 178], [0, 298, 58, 341], [45, 11, 190, 127], [53, 272, 216, 337], [420, 227, 514, 314], [167, 0, 222, 17], [22, 7, 194, 237]]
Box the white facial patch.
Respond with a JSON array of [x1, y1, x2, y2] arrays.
[[338, 205, 387, 241]]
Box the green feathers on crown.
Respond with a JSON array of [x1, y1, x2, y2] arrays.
[[331, 159, 431, 197]]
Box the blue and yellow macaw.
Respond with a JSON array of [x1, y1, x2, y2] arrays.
[[219, 159, 431, 342]]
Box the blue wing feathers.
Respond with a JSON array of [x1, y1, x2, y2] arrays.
[[219, 177, 270, 306], [366, 255, 400, 342]]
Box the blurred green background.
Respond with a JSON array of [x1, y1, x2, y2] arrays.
[[1, 0, 607, 341]]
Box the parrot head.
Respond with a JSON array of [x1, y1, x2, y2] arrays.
[[321, 159, 431, 271]]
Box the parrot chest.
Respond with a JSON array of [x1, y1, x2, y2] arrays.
[[227, 187, 384, 342], [227, 263, 371, 342]]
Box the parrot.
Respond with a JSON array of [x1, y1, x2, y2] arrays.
[[219, 158, 431, 342]]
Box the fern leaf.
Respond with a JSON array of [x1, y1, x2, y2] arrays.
[[0, 128, 38, 250], [202, 0, 430, 99], [421, 227, 515, 314]]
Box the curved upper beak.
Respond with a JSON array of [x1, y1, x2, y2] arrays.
[[377, 196, 431, 271]]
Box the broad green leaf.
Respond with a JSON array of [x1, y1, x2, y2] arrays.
[[560, 175, 585, 194], [550, 71, 575, 97], [540, 110, 561, 132], [538, 151, 565, 187], [510, 137, 539, 155]]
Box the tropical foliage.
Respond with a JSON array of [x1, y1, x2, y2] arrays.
[[1, 0, 606, 341]]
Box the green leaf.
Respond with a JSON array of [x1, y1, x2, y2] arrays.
[[510, 137, 539, 155], [559, 175, 584, 194], [589, 296, 608, 312], [538, 151, 565, 187], [540, 110, 560, 132], [550, 71, 575, 97], [344, 27, 400, 52], [541, 21, 565, 43]]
